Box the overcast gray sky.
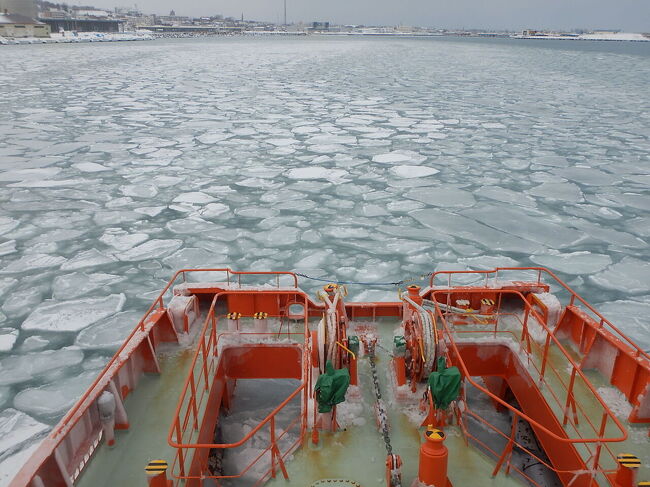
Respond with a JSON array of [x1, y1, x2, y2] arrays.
[[71, 0, 650, 32]]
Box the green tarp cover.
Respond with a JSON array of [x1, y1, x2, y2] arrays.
[[427, 356, 461, 409], [315, 360, 351, 413]]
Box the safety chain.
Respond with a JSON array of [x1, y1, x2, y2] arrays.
[[295, 271, 435, 287], [367, 341, 402, 487]]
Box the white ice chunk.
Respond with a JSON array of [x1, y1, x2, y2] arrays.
[[197, 203, 229, 218], [406, 187, 476, 208], [389, 165, 440, 178], [462, 206, 587, 249], [52, 272, 125, 300], [99, 230, 149, 251], [2, 288, 42, 319], [0, 329, 19, 352], [75, 310, 143, 351], [529, 182, 583, 203], [285, 167, 348, 182], [163, 247, 221, 269], [18, 336, 49, 352], [173, 192, 216, 204], [0, 218, 19, 236], [410, 208, 542, 254], [266, 138, 296, 147], [0, 443, 39, 487], [0, 241, 16, 257], [0, 409, 48, 457], [0, 348, 84, 386], [134, 206, 166, 217], [590, 258, 650, 294], [530, 251, 612, 275], [117, 239, 183, 261], [196, 132, 233, 144], [596, 299, 650, 351], [22, 294, 126, 332], [73, 162, 110, 173], [60, 249, 116, 271], [0, 254, 66, 274], [120, 184, 158, 198], [0, 168, 61, 182], [372, 152, 412, 164], [14, 370, 99, 418]]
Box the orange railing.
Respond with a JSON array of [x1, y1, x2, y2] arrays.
[[429, 267, 649, 362], [427, 287, 628, 486], [53, 269, 299, 438], [167, 289, 317, 485]]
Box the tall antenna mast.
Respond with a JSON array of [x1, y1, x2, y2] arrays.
[[283, 0, 286, 25]]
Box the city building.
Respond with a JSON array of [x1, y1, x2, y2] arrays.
[[310, 21, 329, 32], [0, 12, 50, 37], [0, 0, 37, 18], [38, 15, 123, 32]]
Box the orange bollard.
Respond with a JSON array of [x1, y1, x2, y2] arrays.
[[407, 285, 423, 306], [145, 460, 172, 487], [615, 454, 641, 487], [416, 426, 451, 487]]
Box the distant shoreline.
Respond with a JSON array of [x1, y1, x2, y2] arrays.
[[2, 30, 648, 46]]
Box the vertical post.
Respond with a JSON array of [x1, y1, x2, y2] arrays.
[[189, 372, 198, 430], [495, 292, 503, 334], [591, 412, 608, 476], [540, 332, 552, 379], [563, 368, 577, 426], [176, 421, 186, 477], [492, 415, 518, 477], [211, 312, 217, 355], [270, 416, 276, 478], [200, 338, 209, 390]]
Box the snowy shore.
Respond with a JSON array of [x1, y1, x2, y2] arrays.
[[513, 32, 650, 42], [0, 32, 154, 45]]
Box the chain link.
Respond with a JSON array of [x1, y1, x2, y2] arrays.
[[367, 341, 401, 487]]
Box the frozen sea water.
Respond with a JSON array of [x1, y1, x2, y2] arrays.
[[0, 36, 649, 480]]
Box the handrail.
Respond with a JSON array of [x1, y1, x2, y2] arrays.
[[53, 268, 188, 435], [170, 382, 306, 449], [167, 287, 321, 482], [54, 268, 299, 438], [429, 288, 628, 445], [429, 267, 649, 361]]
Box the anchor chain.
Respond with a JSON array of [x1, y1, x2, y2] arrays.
[[367, 341, 401, 487]]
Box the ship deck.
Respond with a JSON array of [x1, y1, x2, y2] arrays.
[[12, 269, 649, 487], [75, 312, 649, 487]]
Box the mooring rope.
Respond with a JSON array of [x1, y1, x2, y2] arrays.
[[294, 271, 435, 287]]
